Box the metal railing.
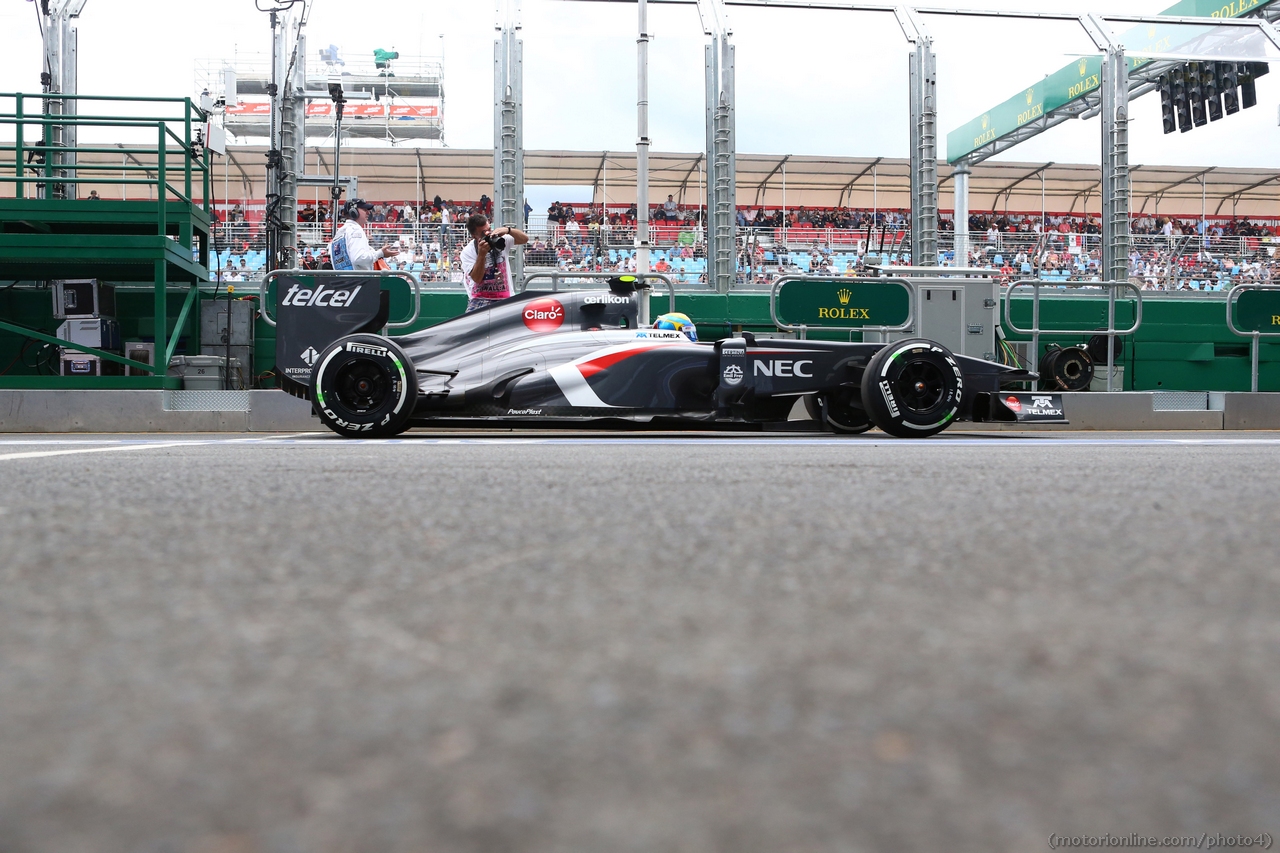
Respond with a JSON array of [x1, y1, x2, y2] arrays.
[[1225, 283, 1280, 392], [1003, 279, 1144, 392], [0, 92, 211, 211], [769, 275, 916, 340], [258, 270, 422, 331]]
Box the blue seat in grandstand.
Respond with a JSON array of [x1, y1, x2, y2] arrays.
[[993, 254, 1004, 265], [1021, 262, 1033, 274]]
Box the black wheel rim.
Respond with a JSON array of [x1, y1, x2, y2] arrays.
[[825, 390, 870, 431], [893, 359, 946, 413], [334, 357, 389, 412]]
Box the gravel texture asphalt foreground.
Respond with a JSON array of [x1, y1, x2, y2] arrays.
[[2, 431, 1280, 853]]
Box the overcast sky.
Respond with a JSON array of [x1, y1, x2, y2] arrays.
[[2, 0, 1277, 198]]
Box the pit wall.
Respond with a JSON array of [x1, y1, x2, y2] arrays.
[[1, 285, 1276, 393]]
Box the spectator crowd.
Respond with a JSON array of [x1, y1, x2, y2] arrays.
[[209, 196, 1279, 291]]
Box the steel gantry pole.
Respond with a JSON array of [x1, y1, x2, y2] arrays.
[[636, 0, 652, 323], [953, 160, 970, 268], [1099, 41, 1130, 285], [698, 0, 735, 293], [39, 0, 87, 199], [901, 6, 937, 268], [495, 0, 525, 283], [278, 12, 306, 271]]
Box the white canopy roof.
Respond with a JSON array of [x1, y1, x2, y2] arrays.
[[72, 144, 1280, 219]]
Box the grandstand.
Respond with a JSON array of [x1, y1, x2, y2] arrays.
[[157, 147, 1277, 290]]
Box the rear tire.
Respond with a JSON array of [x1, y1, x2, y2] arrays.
[[860, 339, 962, 438], [310, 334, 418, 438], [805, 390, 873, 434]]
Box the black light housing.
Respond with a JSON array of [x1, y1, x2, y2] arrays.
[[1221, 62, 1240, 114], [1241, 62, 1268, 110], [1188, 62, 1208, 127], [1203, 61, 1224, 122], [1172, 67, 1193, 132], [1159, 73, 1178, 134]]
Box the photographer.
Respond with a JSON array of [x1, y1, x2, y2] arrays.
[[460, 213, 528, 312]]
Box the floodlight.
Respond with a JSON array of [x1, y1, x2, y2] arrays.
[[328, 72, 344, 103]]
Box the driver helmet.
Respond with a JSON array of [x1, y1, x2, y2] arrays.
[[653, 312, 697, 342]]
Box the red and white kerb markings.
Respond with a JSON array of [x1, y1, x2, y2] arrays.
[[523, 298, 565, 332]]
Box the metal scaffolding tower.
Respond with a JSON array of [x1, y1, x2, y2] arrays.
[[495, 0, 525, 283], [262, 6, 304, 272], [697, 0, 735, 293], [1099, 44, 1130, 284], [907, 29, 938, 267], [635, 0, 652, 292], [38, 0, 87, 200]]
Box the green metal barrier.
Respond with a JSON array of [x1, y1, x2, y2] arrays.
[[1226, 284, 1280, 393], [770, 276, 914, 340], [0, 93, 212, 386], [1004, 279, 1143, 392]]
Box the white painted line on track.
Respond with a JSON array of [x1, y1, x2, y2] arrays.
[[1, 434, 1279, 454], [176, 435, 1280, 448], [0, 433, 315, 461]]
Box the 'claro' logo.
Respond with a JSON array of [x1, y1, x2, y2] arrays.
[[523, 297, 565, 332]]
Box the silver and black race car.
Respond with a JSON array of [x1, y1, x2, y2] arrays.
[[277, 275, 1051, 438]]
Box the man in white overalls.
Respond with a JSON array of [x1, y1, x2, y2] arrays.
[[329, 199, 399, 271]]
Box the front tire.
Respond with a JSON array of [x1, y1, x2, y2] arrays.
[[310, 334, 418, 438], [860, 339, 962, 438]]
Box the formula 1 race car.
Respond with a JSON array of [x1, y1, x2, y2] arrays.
[[287, 276, 1052, 438]]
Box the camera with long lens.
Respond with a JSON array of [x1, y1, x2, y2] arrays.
[[481, 231, 506, 255]]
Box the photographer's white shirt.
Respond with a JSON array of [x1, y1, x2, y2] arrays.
[[459, 234, 515, 299]]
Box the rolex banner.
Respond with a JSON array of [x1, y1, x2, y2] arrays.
[[774, 278, 912, 329], [273, 275, 386, 389]]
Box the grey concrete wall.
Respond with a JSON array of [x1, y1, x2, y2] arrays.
[[1223, 393, 1280, 430], [0, 391, 321, 433], [1, 390, 1277, 433], [1063, 392, 1223, 431]]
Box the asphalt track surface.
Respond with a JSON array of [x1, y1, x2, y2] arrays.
[[3, 430, 1280, 853]]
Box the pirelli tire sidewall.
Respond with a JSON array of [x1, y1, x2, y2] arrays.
[[860, 339, 963, 438], [310, 334, 418, 438]]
